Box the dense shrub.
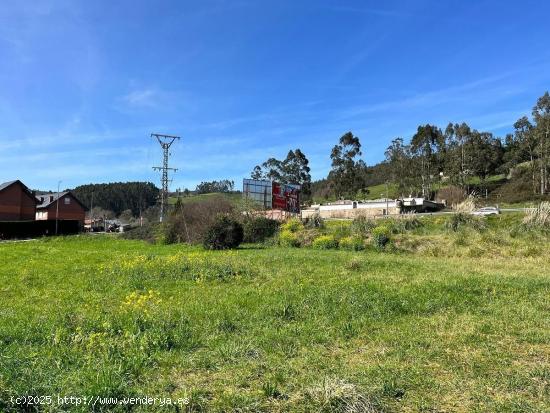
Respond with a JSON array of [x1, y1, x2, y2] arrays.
[[164, 218, 188, 244], [121, 223, 160, 244], [312, 235, 339, 249], [243, 217, 279, 243], [351, 216, 376, 237], [386, 216, 423, 234], [203, 215, 244, 250], [296, 229, 318, 247], [165, 196, 234, 244], [445, 213, 486, 232], [372, 226, 391, 249], [279, 230, 300, 247], [339, 236, 365, 251], [281, 218, 303, 233]]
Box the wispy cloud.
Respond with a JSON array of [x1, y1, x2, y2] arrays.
[[467, 109, 531, 132], [121, 89, 159, 108], [334, 72, 523, 121]]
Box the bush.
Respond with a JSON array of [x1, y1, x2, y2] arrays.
[[351, 216, 376, 237], [303, 213, 324, 229], [279, 230, 300, 247], [281, 218, 303, 233], [165, 196, 234, 244], [243, 217, 279, 243], [339, 236, 365, 251], [296, 229, 319, 247], [312, 235, 339, 250], [372, 226, 391, 249], [386, 216, 423, 234], [445, 213, 486, 232], [122, 223, 160, 244], [203, 215, 244, 250]]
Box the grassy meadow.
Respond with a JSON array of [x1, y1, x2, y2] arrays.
[[0, 214, 549, 412]]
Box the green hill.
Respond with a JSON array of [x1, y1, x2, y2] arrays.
[[168, 192, 242, 205]]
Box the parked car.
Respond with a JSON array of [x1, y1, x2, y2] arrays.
[[471, 206, 500, 216]]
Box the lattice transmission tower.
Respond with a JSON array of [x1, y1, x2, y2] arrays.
[[151, 133, 180, 222]]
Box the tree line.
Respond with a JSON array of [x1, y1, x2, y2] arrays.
[[72, 182, 159, 216], [72, 91, 550, 216], [195, 180, 235, 194], [251, 149, 312, 195], [249, 91, 550, 201], [251, 133, 370, 199], [385, 92, 549, 197]]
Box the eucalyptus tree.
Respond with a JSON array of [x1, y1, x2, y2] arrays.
[[512, 116, 537, 193], [328, 131, 368, 198], [385, 137, 414, 196], [444, 122, 473, 187], [251, 149, 312, 196], [410, 124, 445, 197], [532, 92, 550, 194], [468, 131, 504, 183], [281, 149, 312, 196], [250, 165, 264, 180]]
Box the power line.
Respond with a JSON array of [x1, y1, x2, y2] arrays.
[[151, 133, 180, 222]]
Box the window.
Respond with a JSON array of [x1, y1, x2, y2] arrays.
[[64, 197, 71, 205]]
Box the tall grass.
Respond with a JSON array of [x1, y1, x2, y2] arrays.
[[523, 201, 550, 229], [454, 195, 477, 213]]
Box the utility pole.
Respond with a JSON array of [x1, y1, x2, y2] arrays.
[[90, 191, 94, 231], [55, 180, 61, 235], [385, 181, 389, 216], [151, 133, 180, 222]]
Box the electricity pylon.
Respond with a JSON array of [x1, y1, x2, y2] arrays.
[[152, 133, 180, 222]]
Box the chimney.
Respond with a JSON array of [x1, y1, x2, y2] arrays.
[[50, 195, 54, 202]]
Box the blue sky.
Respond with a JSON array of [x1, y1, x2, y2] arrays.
[[1, 0, 549, 191]]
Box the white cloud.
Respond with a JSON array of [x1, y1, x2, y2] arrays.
[[121, 89, 159, 107]]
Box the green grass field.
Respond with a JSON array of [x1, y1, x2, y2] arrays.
[[1, 216, 549, 412]]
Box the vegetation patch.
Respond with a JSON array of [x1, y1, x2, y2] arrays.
[[203, 215, 244, 250], [279, 229, 300, 247], [522, 201, 550, 230], [1, 213, 549, 412], [312, 235, 339, 250], [243, 217, 279, 243], [371, 226, 391, 249]]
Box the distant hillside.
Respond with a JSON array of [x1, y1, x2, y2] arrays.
[[168, 191, 242, 205], [73, 182, 159, 216]]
